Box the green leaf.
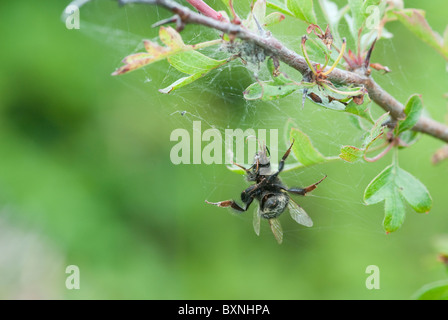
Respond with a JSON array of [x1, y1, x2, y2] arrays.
[[363, 112, 389, 149], [290, 127, 327, 166], [266, 58, 295, 85], [339, 145, 364, 163], [305, 37, 332, 63], [362, 0, 381, 13], [267, 0, 294, 17], [264, 12, 286, 26], [364, 162, 433, 233], [413, 280, 448, 300], [159, 73, 204, 94], [345, 0, 385, 47], [220, 0, 232, 12], [159, 57, 228, 94], [344, 94, 374, 124], [159, 26, 184, 49], [391, 9, 448, 60], [339, 112, 388, 163], [286, 0, 317, 24], [113, 26, 230, 93], [348, 0, 365, 36], [168, 50, 227, 75], [395, 94, 423, 135], [305, 84, 366, 111], [244, 81, 301, 101], [398, 130, 420, 149], [245, 0, 267, 32], [252, 0, 267, 25], [394, 167, 432, 213], [112, 27, 225, 76], [305, 85, 346, 111], [318, 0, 344, 45]]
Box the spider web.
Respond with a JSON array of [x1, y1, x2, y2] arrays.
[[68, 0, 443, 245]]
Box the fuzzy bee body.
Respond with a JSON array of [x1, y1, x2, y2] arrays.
[[206, 141, 326, 244], [257, 190, 289, 220]]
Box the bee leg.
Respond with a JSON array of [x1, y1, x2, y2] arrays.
[[241, 184, 262, 203], [205, 197, 253, 212], [287, 175, 327, 196], [269, 140, 295, 181]]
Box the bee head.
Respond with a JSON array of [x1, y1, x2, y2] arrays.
[[245, 144, 271, 181]]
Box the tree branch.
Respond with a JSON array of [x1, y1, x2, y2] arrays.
[[117, 0, 448, 144]]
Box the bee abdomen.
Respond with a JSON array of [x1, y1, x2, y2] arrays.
[[260, 192, 289, 219]]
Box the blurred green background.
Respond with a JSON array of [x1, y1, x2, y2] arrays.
[[0, 0, 447, 299]]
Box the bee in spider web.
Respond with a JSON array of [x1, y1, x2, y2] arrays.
[[205, 140, 327, 244]]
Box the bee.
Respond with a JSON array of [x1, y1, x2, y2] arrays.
[[206, 140, 326, 244]]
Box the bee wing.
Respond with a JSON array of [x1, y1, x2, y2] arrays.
[[253, 205, 261, 236], [288, 198, 313, 227], [268, 218, 283, 244]]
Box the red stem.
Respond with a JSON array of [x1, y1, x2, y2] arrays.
[[186, 0, 222, 21], [364, 142, 394, 163]]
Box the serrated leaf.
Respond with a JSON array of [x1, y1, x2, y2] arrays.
[[395, 94, 423, 135], [286, 0, 317, 24], [414, 280, 448, 300], [159, 26, 184, 49], [290, 128, 327, 166], [143, 40, 168, 56], [364, 162, 432, 233], [244, 81, 301, 101], [113, 27, 223, 76], [113, 27, 230, 92], [112, 53, 155, 75], [339, 145, 364, 163], [267, 0, 294, 17]]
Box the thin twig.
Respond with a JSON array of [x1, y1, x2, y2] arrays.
[[117, 0, 448, 144]]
